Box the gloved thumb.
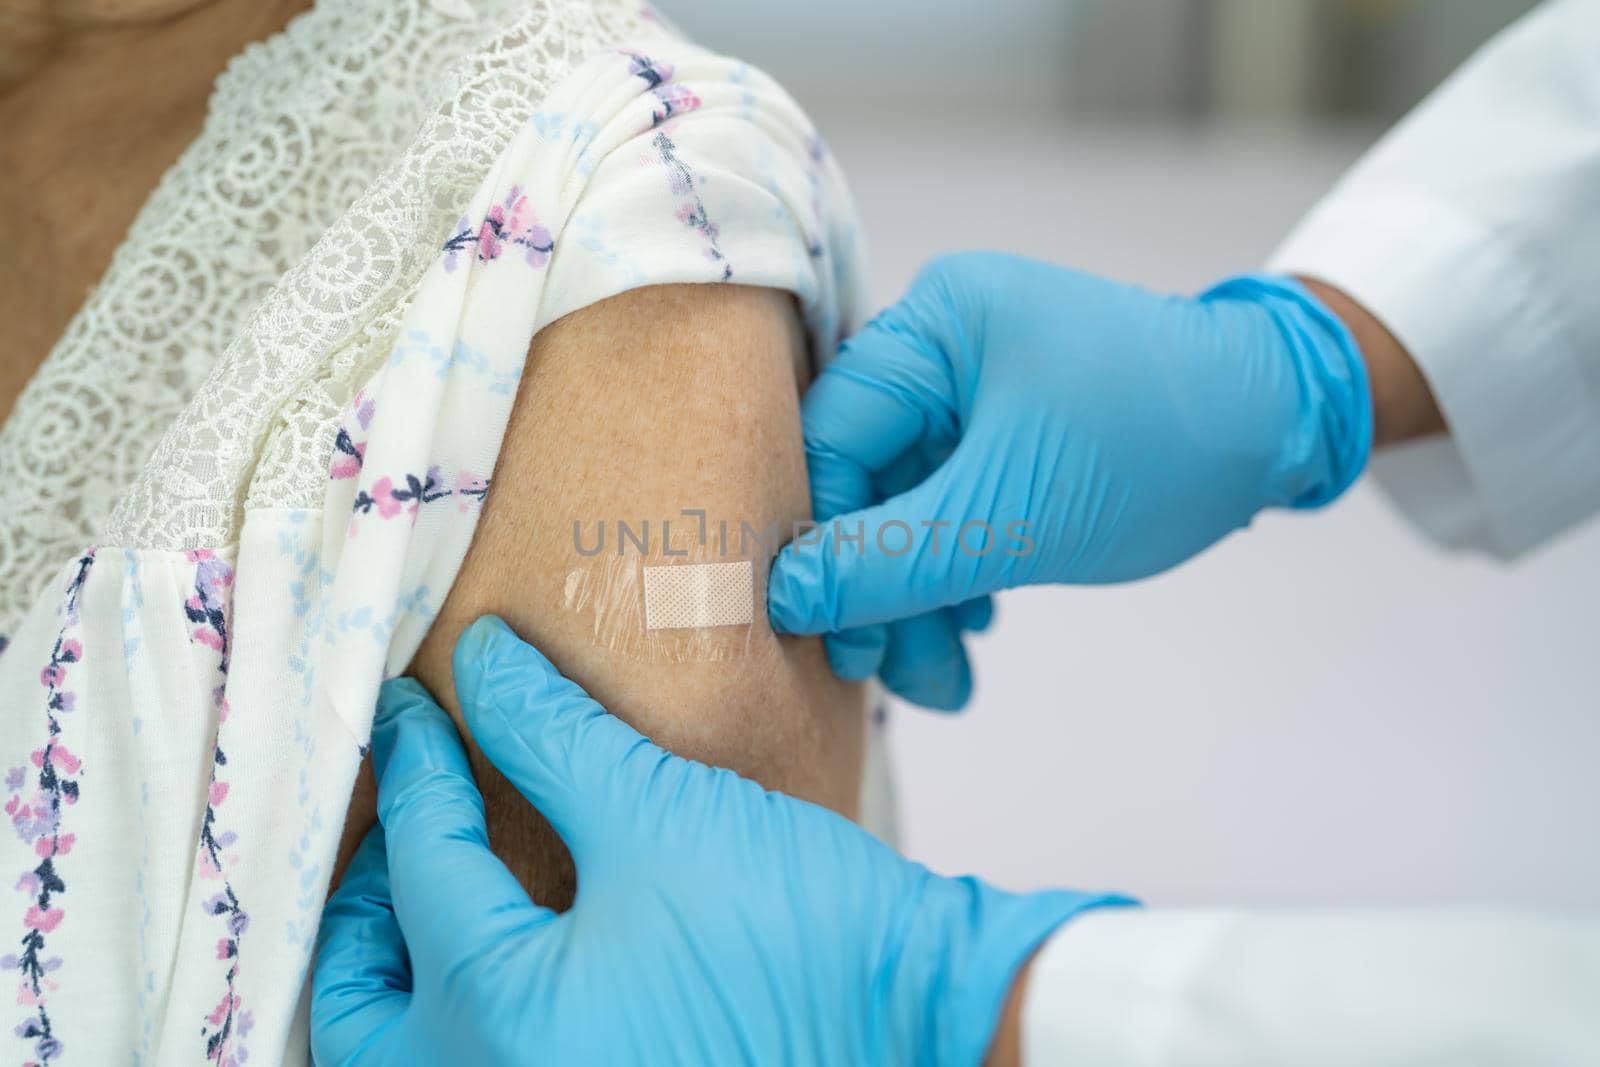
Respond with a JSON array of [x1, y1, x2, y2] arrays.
[[452, 616, 661, 860], [768, 437, 1007, 635]]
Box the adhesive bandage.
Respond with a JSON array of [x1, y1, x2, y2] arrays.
[[643, 560, 754, 630], [563, 549, 762, 663]]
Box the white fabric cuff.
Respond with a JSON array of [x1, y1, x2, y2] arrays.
[[1269, 191, 1600, 559], [1022, 907, 1600, 1065], [1023, 908, 1233, 1066]]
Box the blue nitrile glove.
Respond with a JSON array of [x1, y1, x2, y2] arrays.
[[768, 253, 1371, 708], [311, 616, 1128, 1066]]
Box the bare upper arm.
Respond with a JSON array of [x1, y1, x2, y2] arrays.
[[339, 283, 865, 907]]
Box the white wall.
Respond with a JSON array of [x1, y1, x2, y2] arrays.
[[661, 0, 1076, 118], [663, 0, 1541, 123]]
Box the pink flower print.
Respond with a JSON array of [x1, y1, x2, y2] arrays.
[[11, 804, 51, 845], [48, 746, 79, 776], [33, 833, 72, 859], [353, 468, 457, 525], [204, 989, 248, 1063], [655, 131, 732, 281], [520, 222, 553, 267], [207, 993, 237, 1027], [444, 188, 554, 269], [372, 477, 401, 518], [454, 470, 489, 512], [193, 624, 224, 651], [11, 552, 92, 1061], [650, 84, 700, 126], [498, 190, 552, 266], [32, 742, 78, 777], [496, 191, 552, 266], [443, 215, 472, 272], [198, 849, 222, 881], [329, 427, 366, 480], [501, 187, 529, 229], [209, 781, 230, 807], [477, 211, 504, 261], [22, 908, 62, 934], [621, 49, 673, 88], [676, 201, 720, 243]]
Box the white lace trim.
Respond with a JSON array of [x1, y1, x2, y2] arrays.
[[0, 0, 657, 636]]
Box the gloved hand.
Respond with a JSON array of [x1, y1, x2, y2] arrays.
[[768, 253, 1371, 708], [312, 616, 1126, 1066]]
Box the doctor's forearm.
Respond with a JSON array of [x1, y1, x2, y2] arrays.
[[1297, 276, 1445, 448]]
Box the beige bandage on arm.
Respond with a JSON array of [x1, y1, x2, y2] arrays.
[[563, 544, 764, 662], [643, 560, 754, 630]]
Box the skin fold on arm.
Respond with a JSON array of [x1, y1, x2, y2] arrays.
[[336, 283, 867, 908]]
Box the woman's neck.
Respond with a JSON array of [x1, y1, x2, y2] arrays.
[[0, 0, 312, 419]]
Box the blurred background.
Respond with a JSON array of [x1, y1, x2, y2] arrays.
[[665, 0, 1597, 909], [667, 0, 1540, 125]]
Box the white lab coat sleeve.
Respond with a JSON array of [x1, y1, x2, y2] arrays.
[[1022, 907, 1600, 1065], [1267, 0, 1600, 559]]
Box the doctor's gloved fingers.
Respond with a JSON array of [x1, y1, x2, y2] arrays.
[[801, 313, 961, 523], [823, 625, 888, 681], [954, 594, 994, 634], [370, 677, 548, 965], [453, 616, 668, 861], [871, 435, 955, 502], [878, 609, 974, 712], [803, 373, 957, 678], [768, 450, 986, 636], [311, 826, 410, 1067], [879, 596, 991, 707]]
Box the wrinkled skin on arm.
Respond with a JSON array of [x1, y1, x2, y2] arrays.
[[337, 283, 866, 908]]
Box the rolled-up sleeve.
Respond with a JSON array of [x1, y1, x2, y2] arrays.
[[1269, 0, 1600, 559]]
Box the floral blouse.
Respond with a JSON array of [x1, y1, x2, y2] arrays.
[[0, 2, 868, 1063]]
